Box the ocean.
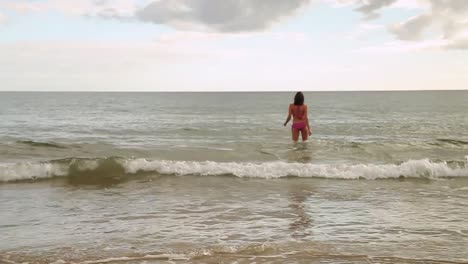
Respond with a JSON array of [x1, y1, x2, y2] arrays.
[[1, 91, 467, 263]]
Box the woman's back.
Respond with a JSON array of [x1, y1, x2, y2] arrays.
[[292, 104, 307, 121]]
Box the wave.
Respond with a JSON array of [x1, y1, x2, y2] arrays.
[[436, 138, 468, 146], [16, 140, 66, 149], [1, 156, 468, 183]]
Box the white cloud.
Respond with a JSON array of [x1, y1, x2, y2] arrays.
[[357, 39, 448, 53], [346, 23, 385, 40], [333, 0, 468, 50], [391, 0, 428, 10], [0, 12, 6, 25], [136, 0, 311, 32], [0, 31, 309, 91], [154, 31, 307, 46], [2, 34, 466, 91], [293, 0, 468, 50], [390, 1, 468, 45], [1, 0, 140, 18], [1, 0, 312, 32], [358, 32, 468, 53], [0, 40, 222, 91], [445, 30, 468, 50], [2, 0, 467, 50]]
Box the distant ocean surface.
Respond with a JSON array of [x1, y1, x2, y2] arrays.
[[1, 91, 467, 263]]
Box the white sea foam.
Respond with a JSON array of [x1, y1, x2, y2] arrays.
[[1, 158, 467, 183], [0, 162, 68, 182], [123, 158, 468, 179]]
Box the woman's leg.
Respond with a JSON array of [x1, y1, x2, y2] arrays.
[[292, 128, 300, 142], [301, 128, 309, 141]]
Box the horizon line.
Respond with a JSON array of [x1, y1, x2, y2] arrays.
[[0, 89, 466, 93]]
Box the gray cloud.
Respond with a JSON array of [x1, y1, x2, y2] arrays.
[[390, 14, 432, 41], [392, 1, 468, 49], [354, 0, 397, 20], [445, 37, 468, 50], [89, 0, 130, 19], [350, 0, 468, 49], [392, 0, 468, 40], [3, 0, 467, 50], [136, 0, 310, 32]]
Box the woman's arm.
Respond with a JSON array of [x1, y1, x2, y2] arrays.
[[284, 105, 292, 126], [305, 105, 312, 135]]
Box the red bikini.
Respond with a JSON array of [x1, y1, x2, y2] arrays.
[[292, 105, 306, 130]]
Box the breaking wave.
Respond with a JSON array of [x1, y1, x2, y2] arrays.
[[1, 156, 468, 183]]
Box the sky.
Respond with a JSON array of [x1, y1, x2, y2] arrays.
[[0, 0, 467, 91]]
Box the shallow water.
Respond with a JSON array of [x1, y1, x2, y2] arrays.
[[1, 176, 468, 263], [1, 91, 467, 263]]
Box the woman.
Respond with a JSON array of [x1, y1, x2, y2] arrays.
[[283, 92, 312, 141]]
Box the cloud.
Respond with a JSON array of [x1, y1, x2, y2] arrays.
[[390, 1, 468, 43], [1, 0, 311, 32], [2, 0, 467, 50], [444, 30, 468, 50], [342, 0, 468, 50], [358, 31, 468, 53], [354, 0, 398, 20], [0, 33, 311, 91], [357, 39, 448, 53], [345, 22, 385, 40], [0, 12, 6, 26], [391, 0, 427, 9], [136, 0, 311, 32], [0, 39, 242, 91], [389, 14, 432, 40], [1, 0, 139, 18]]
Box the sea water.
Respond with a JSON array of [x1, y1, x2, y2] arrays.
[[1, 91, 467, 263]]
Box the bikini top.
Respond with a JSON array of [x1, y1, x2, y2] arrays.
[[294, 105, 305, 119]]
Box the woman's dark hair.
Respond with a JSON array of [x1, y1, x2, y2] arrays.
[[294, 92, 304, 105]]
